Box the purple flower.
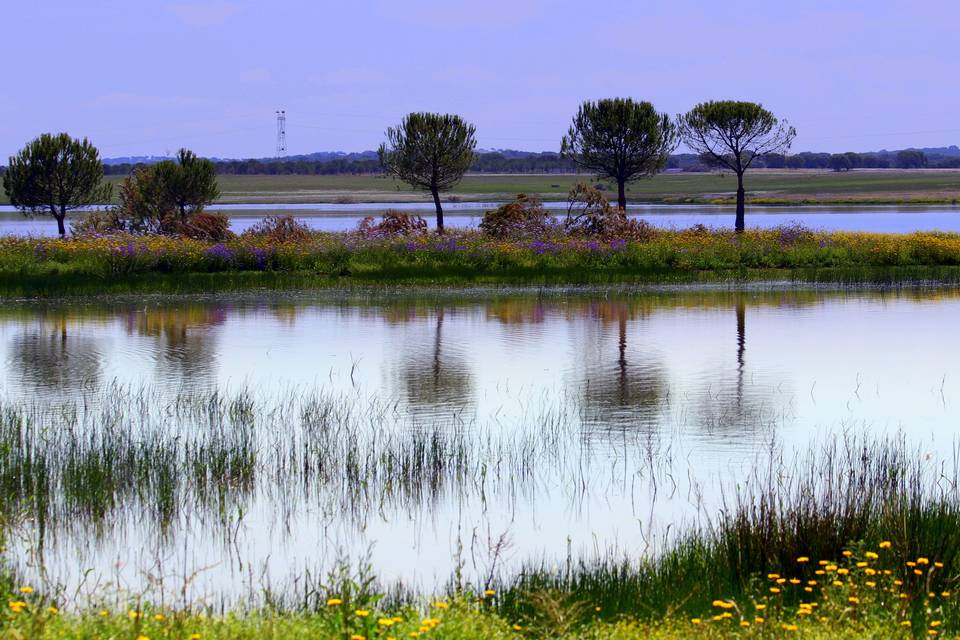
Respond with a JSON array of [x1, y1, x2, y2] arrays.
[[586, 240, 600, 252], [205, 244, 234, 262], [406, 241, 417, 252], [112, 242, 147, 257], [609, 239, 627, 251]]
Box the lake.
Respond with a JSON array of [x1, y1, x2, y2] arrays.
[[2, 203, 960, 235], [3, 286, 959, 603]]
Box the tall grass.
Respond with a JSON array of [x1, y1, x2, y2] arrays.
[[497, 435, 960, 625]]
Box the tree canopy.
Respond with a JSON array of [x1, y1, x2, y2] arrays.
[[154, 148, 220, 222], [378, 113, 476, 232], [560, 98, 677, 210], [3, 133, 112, 236], [679, 101, 795, 232]]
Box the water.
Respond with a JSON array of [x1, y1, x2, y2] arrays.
[[2, 203, 960, 236], [3, 287, 959, 601]]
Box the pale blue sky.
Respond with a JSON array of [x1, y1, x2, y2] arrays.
[[3, 1, 958, 159]]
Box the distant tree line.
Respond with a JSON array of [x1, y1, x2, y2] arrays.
[[95, 148, 960, 177]]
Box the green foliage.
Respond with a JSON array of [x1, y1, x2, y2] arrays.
[[93, 148, 221, 236], [678, 101, 796, 173], [561, 98, 677, 209], [378, 113, 477, 231], [2, 133, 112, 236], [157, 148, 221, 221]]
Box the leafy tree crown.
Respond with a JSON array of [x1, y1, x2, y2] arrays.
[[3, 132, 112, 214], [560, 98, 677, 182], [678, 101, 796, 173], [378, 113, 477, 192]]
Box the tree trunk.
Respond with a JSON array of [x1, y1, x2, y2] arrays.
[[735, 172, 746, 233], [56, 206, 66, 237], [431, 187, 444, 234], [617, 180, 627, 211]]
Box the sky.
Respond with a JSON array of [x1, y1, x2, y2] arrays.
[[3, 0, 959, 160]]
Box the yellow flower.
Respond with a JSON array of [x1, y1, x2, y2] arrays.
[[47, 606, 58, 615], [782, 623, 799, 631], [848, 596, 860, 604], [767, 573, 780, 579], [789, 579, 801, 585], [691, 618, 702, 624], [355, 609, 370, 617], [128, 611, 143, 620], [433, 601, 449, 609], [154, 613, 165, 621], [755, 617, 765, 623], [99, 609, 110, 617], [934, 562, 944, 569], [769, 587, 781, 594], [901, 621, 912, 627], [483, 589, 496, 597], [942, 591, 951, 597], [842, 550, 853, 557], [918, 557, 930, 565], [855, 562, 868, 568], [866, 581, 876, 588], [865, 551, 879, 560], [740, 620, 750, 627], [326, 598, 343, 606], [755, 604, 767, 610], [931, 621, 942, 627], [833, 581, 844, 587], [512, 624, 522, 630], [190, 635, 202, 640], [137, 636, 150, 640], [796, 557, 809, 563], [776, 578, 787, 584], [18, 587, 33, 594], [379, 618, 395, 627], [837, 568, 849, 575], [350, 636, 365, 640]]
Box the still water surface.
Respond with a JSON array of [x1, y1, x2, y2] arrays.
[[2, 204, 960, 235], [3, 287, 958, 601]]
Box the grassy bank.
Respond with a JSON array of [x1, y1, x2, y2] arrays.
[[6, 228, 960, 295]]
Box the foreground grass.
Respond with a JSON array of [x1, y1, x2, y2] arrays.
[[2, 587, 953, 639], [2, 382, 958, 638]]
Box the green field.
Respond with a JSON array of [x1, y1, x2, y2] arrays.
[[197, 170, 960, 205], [3, 170, 960, 206]]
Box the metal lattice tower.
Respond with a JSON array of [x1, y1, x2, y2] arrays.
[[275, 110, 287, 157]]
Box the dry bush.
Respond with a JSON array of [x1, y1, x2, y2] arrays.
[[242, 215, 312, 242], [358, 210, 428, 237], [479, 194, 554, 239]]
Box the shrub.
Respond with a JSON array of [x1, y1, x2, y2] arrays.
[[358, 210, 428, 238], [604, 217, 657, 242], [70, 209, 129, 237], [176, 212, 233, 241], [479, 194, 554, 239], [772, 221, 815, 247], [564, 183, 624, 236], [242, 215, 312, 242]]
